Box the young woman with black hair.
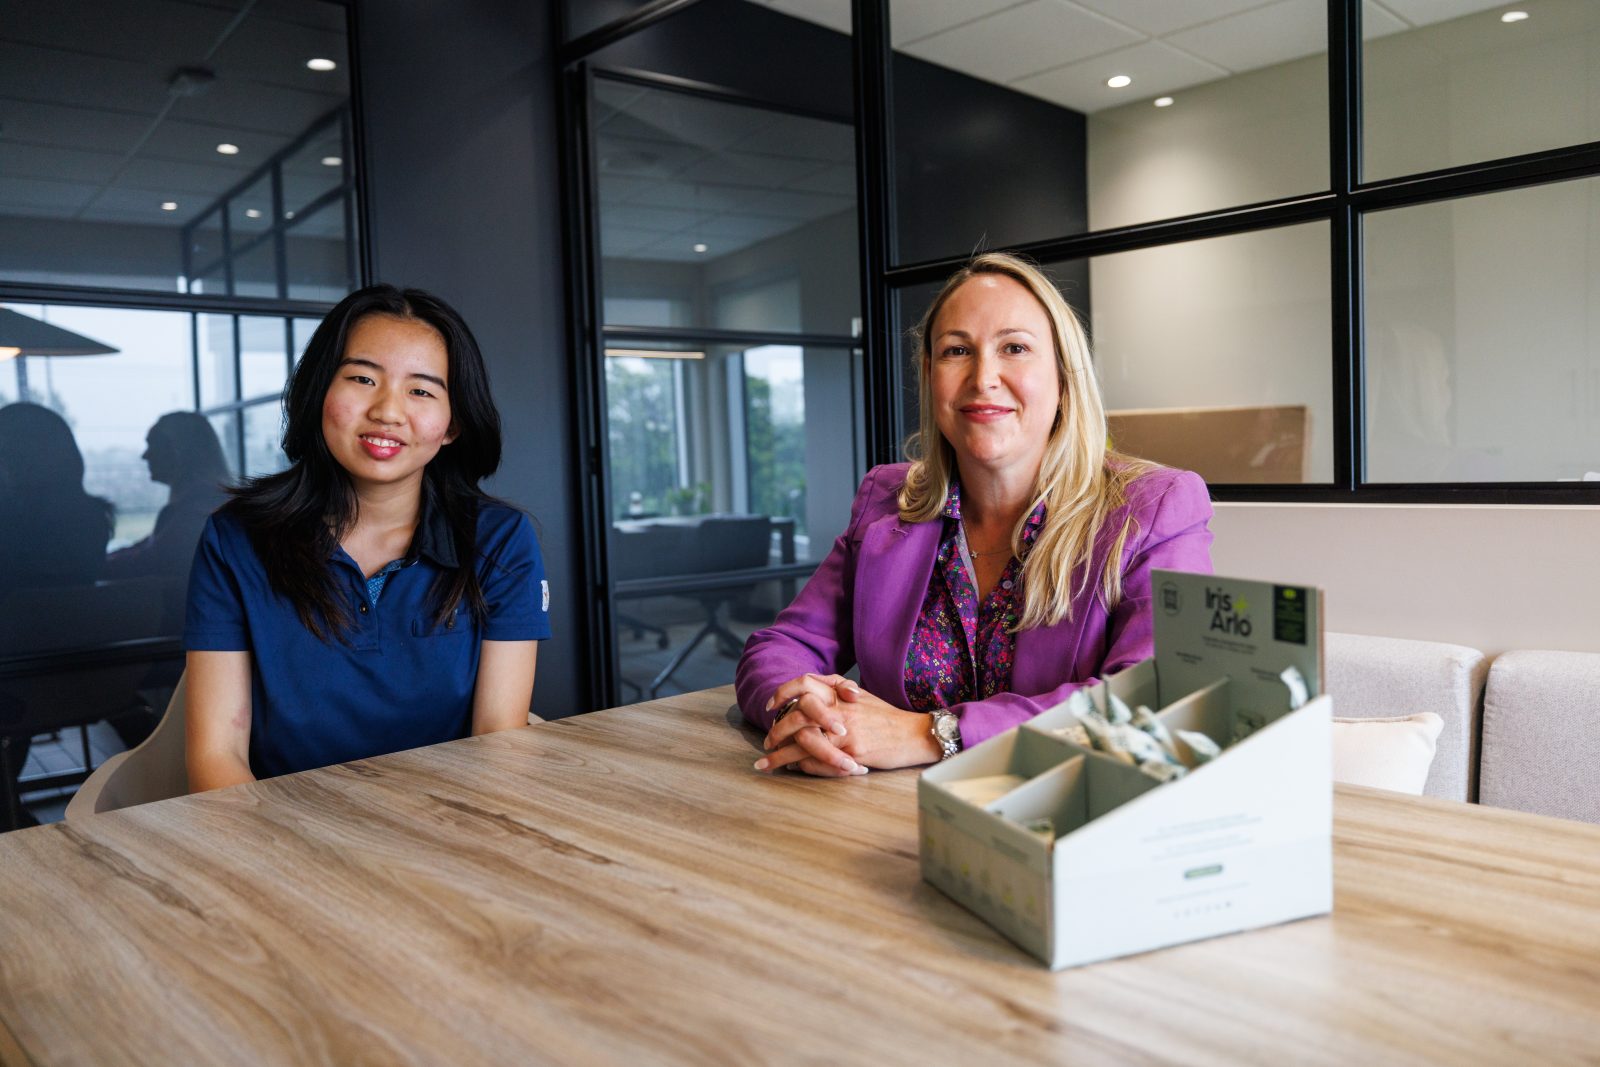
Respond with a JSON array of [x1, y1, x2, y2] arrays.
[[184, 285, 550, 792]]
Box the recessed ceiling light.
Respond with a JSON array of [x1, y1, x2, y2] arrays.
[[161, 201, 178, 211], [306, 57, 337, 71], [1107, 75, 1133, 89], [692, 243, 708, 253], [1154, 96, 1175, 108], [284, 210, 296, 219], [321, 156, 342, 167], [245, 208, 262, 219], [216, 143, 240, 155], [1501, 10, 1529, 22]]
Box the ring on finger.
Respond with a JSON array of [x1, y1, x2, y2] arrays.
[[772, 695, 802, 724]]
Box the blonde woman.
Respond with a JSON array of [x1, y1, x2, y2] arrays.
[[736, 252, 1213, 776]]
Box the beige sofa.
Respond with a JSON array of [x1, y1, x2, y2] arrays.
[[1328, 633, 1598, 823]]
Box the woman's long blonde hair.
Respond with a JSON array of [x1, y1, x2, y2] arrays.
[[899, 252, 1154, 629]]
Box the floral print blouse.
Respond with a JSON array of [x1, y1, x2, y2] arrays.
[[903, 480, 1047, 713]]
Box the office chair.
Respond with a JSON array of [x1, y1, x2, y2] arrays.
[[66, 673, 190, 819]]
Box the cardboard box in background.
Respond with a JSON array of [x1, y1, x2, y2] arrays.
[[919, 570, 1331, 969]]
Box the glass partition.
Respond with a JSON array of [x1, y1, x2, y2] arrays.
[[889, 0, 1329, 263], [1365, 0, 1600, 181], [1366, 176, 1600, 482]]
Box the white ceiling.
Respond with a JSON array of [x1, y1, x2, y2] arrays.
[[0, 0, 349, 230], [755, 0, 1516, 112]]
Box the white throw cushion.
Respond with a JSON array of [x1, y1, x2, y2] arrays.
[[1331, 713, 1445, 795]]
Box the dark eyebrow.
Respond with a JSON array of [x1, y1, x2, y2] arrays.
[[338, 357, 448, 392]]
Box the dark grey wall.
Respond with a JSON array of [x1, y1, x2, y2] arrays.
[[355, 0, 586, 717]]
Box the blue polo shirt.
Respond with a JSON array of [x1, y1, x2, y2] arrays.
[[184, 496, 551, 779]]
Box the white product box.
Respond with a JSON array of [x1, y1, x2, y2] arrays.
[[918, 570, 1331, 969]]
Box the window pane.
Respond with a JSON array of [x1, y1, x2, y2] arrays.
[[744, 345, 806, 536], [1364, 1, 1600, 181], [1366, 178, 1600, 482], [1031, 222, 1332, 485], [593, 78, 859, 336], [243, 400, 287, 477], [0, 303, 193, 547], [0, 0, 353, 296], [889, 0, 1328, 261], [210, 412, 242, 477], [240, 316, 288, 401], [606, 352, 686, 521], [293, 317, 320, 366], [197, 314, 236, 408]]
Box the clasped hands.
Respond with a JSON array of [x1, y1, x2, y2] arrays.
[[753, 673, 940, 777]]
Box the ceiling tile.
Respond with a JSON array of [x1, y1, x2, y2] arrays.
[[1164, 0, 1327, 74], [0, 143, 123, 184], [595, 136, 708, 180], [1377, 0, 1509, 26], [730, 119, 854, 163], [1068, 0, 1267, 37], [0, 176, 101, 213], [887, 0, 1020, 47], [0, 101, 151, 154], [784, 163, 856, 196], [1012, 39, 1229, 112], [0, 0, 236, 70], [139, 120, 289, 171], [675, 150, 831, 190], [1362, 1, 1410, 40], [901, 0, 1143, 83], [119, 157, 251, 196]]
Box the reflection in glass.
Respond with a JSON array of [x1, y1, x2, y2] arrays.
[[0, 304, 193, 545], [744, 345, 806, 536], [1365, 1, 1600, 182], [1080, 222, 1333, 484], [198, 315, 237, 409], [243, 401, 288, 477], [281, 125, 347, 220], [606, 352, 686, 520], [240, 317, 289, 401], [1366, 178, 1600, 483], [0, 0, 353, 296], [594, 77, 858, 335], [210, 412, 241, 476], [284, 205, 353, 302], [232, 237, 281, 300]]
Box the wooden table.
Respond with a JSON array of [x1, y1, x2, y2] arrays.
[[1, 687, 1597, 1065]]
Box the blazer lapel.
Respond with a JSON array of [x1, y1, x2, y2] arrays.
[[853, 512, 941, 706]]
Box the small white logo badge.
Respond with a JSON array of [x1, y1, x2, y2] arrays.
[[541, 580, 550, 612]]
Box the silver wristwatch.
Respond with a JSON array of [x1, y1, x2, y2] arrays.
[[930, 708, 962, 761]]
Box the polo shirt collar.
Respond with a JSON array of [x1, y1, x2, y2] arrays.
[[407, 482, 458, 568]]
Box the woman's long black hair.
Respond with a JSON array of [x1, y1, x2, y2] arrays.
[[225, 285, 504, 641]]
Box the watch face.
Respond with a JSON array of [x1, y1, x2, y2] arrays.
[[935, 714, 960, 741]]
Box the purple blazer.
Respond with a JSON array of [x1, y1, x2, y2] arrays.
[[735, 462, 1214, 748]]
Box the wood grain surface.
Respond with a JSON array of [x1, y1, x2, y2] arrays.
[[0, 686, 1597, 1066]]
